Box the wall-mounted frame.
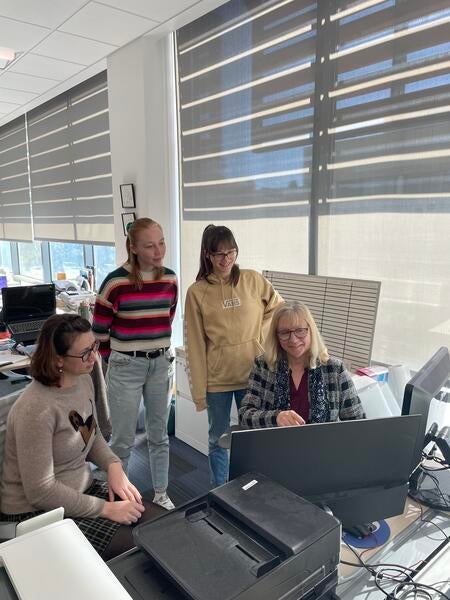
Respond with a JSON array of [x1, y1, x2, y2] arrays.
[[122, 212, 136, 235], [120, 183, 135, 208]]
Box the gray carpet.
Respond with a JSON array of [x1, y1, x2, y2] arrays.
[[128, 432, 212, 507]]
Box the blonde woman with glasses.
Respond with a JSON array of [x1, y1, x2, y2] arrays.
[[239, 302, 364, 429]]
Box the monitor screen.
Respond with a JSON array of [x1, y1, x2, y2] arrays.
[[1, 284, 56, 322], [229, 416, 421, 527], [402, 346, 450, 474]]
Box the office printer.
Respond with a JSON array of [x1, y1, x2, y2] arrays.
[[109, 473, 340, 600]]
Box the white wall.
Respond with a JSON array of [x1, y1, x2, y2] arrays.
[[107, 35, 178, 270], [107, 32, 181, 342]]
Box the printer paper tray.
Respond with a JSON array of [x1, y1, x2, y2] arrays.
[[134, 501, 279, 600]]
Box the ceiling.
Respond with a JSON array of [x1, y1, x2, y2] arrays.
[[0, 0, 226, 127]]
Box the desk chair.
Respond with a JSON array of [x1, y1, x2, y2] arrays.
[[0, 390, 63, 540]]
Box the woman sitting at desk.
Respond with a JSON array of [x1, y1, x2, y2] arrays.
[[239, 301, 364, 428], [0, 314, 145, 559]]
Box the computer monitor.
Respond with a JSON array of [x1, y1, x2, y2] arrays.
[[229, 416, 421, 528], [401, 346, 450, 509], [1, 284, 56, 344], [2, 284, 56, 323], [402, 346, 450, 473]]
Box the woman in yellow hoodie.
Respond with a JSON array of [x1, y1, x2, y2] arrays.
[[184, 225, 282, 486]]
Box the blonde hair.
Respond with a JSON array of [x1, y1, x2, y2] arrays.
[[264, 301, 329, 370], [125, 217, 164, 289]]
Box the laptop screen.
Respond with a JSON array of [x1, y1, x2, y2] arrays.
[[2, 284, 56, 323]]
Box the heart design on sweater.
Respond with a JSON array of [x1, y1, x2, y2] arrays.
[[69, 408, 97, 451]]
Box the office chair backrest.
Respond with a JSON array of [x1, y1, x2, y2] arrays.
[[0, 390, 23, 503]]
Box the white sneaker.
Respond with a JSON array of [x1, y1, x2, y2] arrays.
[[153, 491, 175, 511]]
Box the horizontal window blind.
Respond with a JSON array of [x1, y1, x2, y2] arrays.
[[27, 71, 114, 244], [0, 116, 33, 241], [176, 0, 317, 221], [319, 0, 450, 369], [323, 0, 450, 214]]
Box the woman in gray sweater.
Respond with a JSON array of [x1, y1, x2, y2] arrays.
[[0, 314, 144, 557]]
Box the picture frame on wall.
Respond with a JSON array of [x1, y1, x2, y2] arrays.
[[120, 183, 135, 208], [122, 212, 136, 235]]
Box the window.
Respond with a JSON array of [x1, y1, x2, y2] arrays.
[[0, 241, 12, 276], [27, 72, 114, 245], [49, 242, 85, 280], [93, 245, 116, 289], [176, 0, 450, 370], [318, 0, 450, 370], [176, 0, 313, 293], [17, 241, 44, 281]]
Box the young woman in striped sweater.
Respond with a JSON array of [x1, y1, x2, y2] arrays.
[[92, 218, 178, 510]]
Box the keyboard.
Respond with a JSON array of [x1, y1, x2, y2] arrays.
[[8, 320, 46, 334]]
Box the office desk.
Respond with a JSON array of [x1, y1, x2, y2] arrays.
[[338, 499, 450, 599], [0, 350, 30, 374]]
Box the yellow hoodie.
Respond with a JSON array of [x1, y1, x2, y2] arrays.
[[184, 269, 283, 411]]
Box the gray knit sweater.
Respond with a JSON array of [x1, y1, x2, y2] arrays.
[[1, 374, 120, 518]]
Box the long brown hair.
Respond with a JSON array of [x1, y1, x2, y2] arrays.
[[196, 224, 240, 286], [30, 314, 91, 387], [126, 217, 164, 289]]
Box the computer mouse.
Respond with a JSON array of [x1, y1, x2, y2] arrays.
[[344, 523, 375, 538]]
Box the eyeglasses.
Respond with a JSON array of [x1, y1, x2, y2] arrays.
[[277, 328, 309, 341], [210, 249, 237, 260], [65, 340, 100, 362]]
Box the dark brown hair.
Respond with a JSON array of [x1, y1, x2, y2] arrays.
[[30, 314, 91, 387], [195, 224, 240, 286], [126, 217, 164, 289]]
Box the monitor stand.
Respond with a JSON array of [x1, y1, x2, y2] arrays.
[[409, 467, 450, 511]]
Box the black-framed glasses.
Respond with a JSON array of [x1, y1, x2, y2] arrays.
[[277, 327, 309, 341], [65, 340, 100, 362], [210, 249, 237, 260]]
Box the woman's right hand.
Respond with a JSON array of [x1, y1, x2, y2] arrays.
[[100, 499, 145, 525], [276, 410, 305, 427]]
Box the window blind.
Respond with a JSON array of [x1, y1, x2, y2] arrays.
[[323, 0, 450, 213], [0, 116, 33, 241], [176, 0, 317, 220], [176, 0, 315, 292], [318, 0, 450, 368], [27, 71, 114, 244]]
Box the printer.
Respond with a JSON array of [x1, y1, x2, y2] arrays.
[[109, 473, 341, 600]]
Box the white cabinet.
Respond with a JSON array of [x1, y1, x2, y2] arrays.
[[174, 347, 238, 455], [175, 347, 209, 455]]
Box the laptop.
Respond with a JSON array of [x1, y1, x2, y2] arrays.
[[1, 284, 56, 344]]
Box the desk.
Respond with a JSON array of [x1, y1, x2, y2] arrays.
[[0, 350, 30, 374], [338, 499, 450, 599]]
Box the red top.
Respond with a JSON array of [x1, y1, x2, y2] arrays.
[[290, 370, 309, 422]]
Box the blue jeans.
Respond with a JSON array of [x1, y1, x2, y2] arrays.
[[206, 389, 246, 487], [106, 350, 173, 492]]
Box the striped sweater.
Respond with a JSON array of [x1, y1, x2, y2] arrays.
[[92, 265, 178, 357]]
